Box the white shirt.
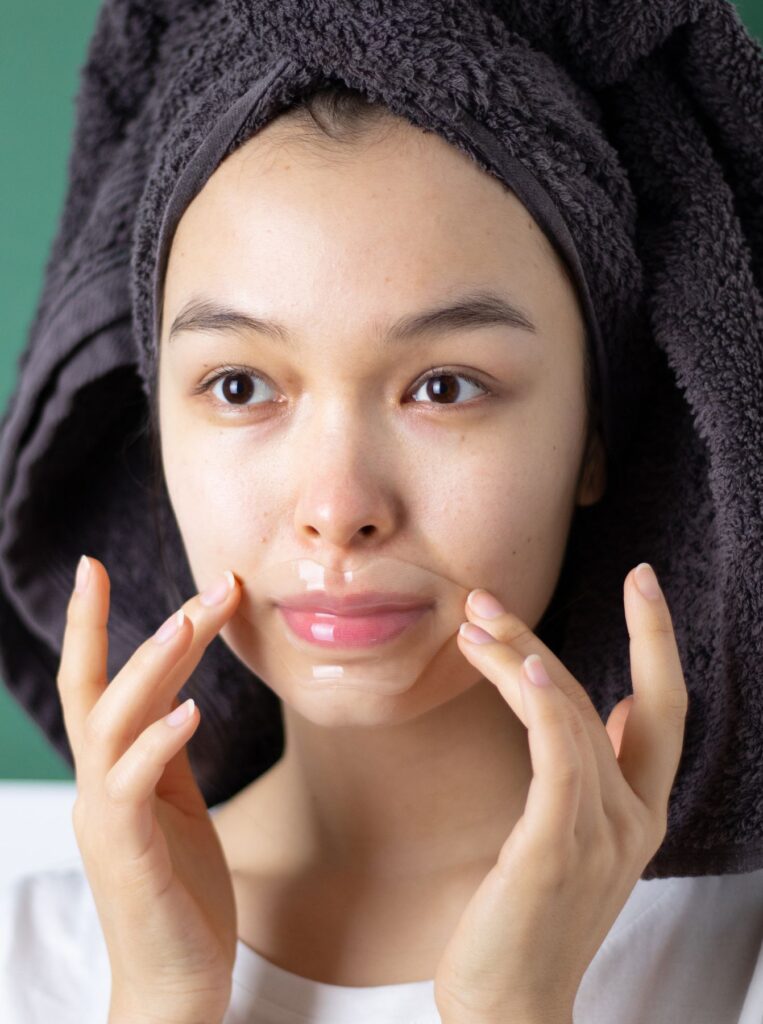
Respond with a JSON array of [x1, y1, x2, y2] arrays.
[[1, 862, 762, 1023]]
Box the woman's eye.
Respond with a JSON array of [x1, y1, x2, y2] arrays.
[[202, 369, 275, 408], [196, 366, 491, 413], [409, 370, 490, 407]]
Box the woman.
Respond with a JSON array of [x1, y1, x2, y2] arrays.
[[1, 2, 761, 1022]]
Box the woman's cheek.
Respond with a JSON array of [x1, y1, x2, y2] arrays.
[[163, 441, 256, 575]]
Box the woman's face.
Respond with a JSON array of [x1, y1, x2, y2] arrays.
[[157, 115, 605, 721]]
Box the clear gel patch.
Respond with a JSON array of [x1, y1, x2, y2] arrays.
[[229, 555, 475, 695]]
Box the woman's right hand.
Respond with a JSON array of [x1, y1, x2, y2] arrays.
[[57, 555, 242, 1024]]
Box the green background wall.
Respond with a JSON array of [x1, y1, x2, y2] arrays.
[[1, 2, 762, 780]]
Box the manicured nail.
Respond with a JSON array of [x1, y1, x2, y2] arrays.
[[153, 610, 185, 645], [165, 697, 195, 728], [459, 621, 495, 644], [635, 563, 661, 601], [74, 555, 91, 595], [200, 570, 235, 607], [467, 589, 505, 619], [524, 653, 552, 687]]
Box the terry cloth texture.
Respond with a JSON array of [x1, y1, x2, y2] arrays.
[[0, 0, 761, 879]]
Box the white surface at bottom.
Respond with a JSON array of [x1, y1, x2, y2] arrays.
[[0, 780, 226, 888], [0, 781, 81, 885]]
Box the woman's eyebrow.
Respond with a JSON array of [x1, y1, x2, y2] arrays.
[[167, 289, 538, 348]]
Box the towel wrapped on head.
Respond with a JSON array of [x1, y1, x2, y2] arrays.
[[0, 0, 761, 878]]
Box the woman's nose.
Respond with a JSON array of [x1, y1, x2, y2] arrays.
[[290, 432, 398, 551], [293, 482, 397, 550]]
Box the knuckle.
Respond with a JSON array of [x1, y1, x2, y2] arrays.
[[55, 651, 77, 693], [57, 645, 108, 694], [646, 620, 675, 638], [104, 764, 132, 805], [550, 758, 581, 790], [104, 732, 162, 805], [83, 707, 111, 746], [661, 688, 690, 721], [533, 702, 565, 733], [63, 606, 93, 642], [133, 636, 165, 673], [565, 706, 588, 742], [63, 592, 81, 625], [55, 668, 69, 696], [500, 612, 535, 645], [567, 687, 595, 720]]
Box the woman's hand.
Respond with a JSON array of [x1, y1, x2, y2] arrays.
[[57, 556, 242, 1024], [432, 562, 689, 1024]]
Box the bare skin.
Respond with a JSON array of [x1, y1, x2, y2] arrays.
[[156, 113, 608, 986]]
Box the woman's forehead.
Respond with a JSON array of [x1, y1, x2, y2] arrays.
[[162, 130, 574, 340]]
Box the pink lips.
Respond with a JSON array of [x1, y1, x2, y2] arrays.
[[275, 599, 431, 648]]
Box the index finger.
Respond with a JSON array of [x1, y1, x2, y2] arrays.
[[56, 555, 111, 773], [617, 563, 689, 820]]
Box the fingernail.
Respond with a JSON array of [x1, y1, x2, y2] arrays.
[[459, 621, 495, 644], [74, 555, 91, 595], [524, 653, 552, 687], [154, 610, 185, 645], [200, 570, 235, 607], [467, 589, 505, 619], [165, 697, 195, 728], [635, 563, 661, 601]]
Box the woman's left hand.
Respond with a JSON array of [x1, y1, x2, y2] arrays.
[[432, 563, 689, 1024]]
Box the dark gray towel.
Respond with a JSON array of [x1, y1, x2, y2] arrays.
[[1, 0, 761, 879]]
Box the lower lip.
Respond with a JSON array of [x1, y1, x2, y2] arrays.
[[276, 605, 430, 648]]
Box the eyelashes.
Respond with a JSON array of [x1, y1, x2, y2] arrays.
[[410, 367, 490, 406], [193, 363, 494, 414]]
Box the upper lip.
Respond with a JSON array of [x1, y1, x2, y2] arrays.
[[275, 592, 432, 615]]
